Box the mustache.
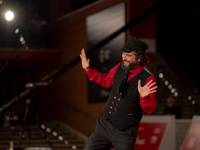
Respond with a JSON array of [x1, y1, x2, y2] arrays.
[[121, 60, 138, 71], [123, 60, 130, 63]]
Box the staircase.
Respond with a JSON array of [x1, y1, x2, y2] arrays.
[[156, 52, 200, 118], [0, 121, 87, 150]]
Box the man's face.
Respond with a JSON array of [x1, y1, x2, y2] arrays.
[[121, 51, 141, 71]]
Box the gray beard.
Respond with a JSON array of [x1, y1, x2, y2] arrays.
[[121, 60, 138, 71]]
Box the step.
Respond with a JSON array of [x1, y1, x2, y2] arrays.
[[0, 121, 86, 150]]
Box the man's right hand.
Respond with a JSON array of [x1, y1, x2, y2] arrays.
[[80, 49, 90, 71]]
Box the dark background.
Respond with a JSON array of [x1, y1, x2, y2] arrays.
[[0, 0, 200, 88], [157, 0, 200, 88]]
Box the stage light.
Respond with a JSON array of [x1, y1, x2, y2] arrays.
[[22, 40, 25, 45], [58, 136, 63, 141], [171, 88, 175, 93], [5, 11, 14, 21], [174, 92, 178, 97], [192, 100, 195, 105], [15, 29, 19, 34], [53, 131, 57, 136], [19, 37, 24, 42], [46, 128, 51, 132], [159, 73, 163, 79], [41, 124, 45, 129], [164, 80, 169, 86], [188, 96, 192, 101], [0, 0, 3, 5], [64, 140, 69, 144], [72, 145, 77, 149], [168, 84, 172, 89]]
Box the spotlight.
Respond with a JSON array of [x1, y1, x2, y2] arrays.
[[159, 73, 163, 79], [19, 37, 24, 42], [168, 84, 172, 89], [15, 29, 19, 34], [164, 80, 169, 86], [46, 128, 51, 133], [58, 136, 63, 141], [171, 88, 175, 93], [53, 132, 57, 136], [188, 96, 192, 101], [192, 100, 195, 105], [64, 140, 69, 144], [22, 40, 26, 45], [41, 124, 45, 129], [5, 11, 14, 21], [174, 92, 178, 97], [0, 0, 3, 5], [72, 145, 77, 149]]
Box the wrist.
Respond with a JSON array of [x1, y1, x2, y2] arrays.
[[140, 95, 144, 98], [139, 94, 147, 99], [84, 67, 90, 72]]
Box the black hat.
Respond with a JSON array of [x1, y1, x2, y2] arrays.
[[120, 35, 148, 53]]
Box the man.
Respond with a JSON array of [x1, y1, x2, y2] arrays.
[[163, 96, 181, 119], [80, 35, 157, 150]]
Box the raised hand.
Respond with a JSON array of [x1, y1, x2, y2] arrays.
[[80, 48, 90, 71], [138, 80, 157, 98]]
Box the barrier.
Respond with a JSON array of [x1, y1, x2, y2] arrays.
[[182, 115, 200, 150], [175, 119, 191, 150], [135, 115, 176, 150]]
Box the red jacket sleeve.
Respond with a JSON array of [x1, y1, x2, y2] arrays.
[[84, 63, 121, 88], [139, 75, 157, 114]]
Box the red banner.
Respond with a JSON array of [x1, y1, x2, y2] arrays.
[[182, 123, 200, 150], [135, 123, 167, 150]]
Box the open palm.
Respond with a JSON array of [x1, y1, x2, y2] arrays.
[[80, 49, 90, 71], [138, 80, 157, 98]]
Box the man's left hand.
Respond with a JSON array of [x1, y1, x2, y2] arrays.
[[138, 80, 158, 98]]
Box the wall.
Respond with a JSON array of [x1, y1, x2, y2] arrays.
[[129, 0, 157, 76], [38, 0, 157, 136]]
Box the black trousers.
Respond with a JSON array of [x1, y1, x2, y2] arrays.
[[83, 117, 138, 150]]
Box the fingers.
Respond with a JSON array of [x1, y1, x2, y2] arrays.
[[146, 80, 157, 89], [138, 80, 141, 87], [80, 48, 86, 59], [148, 80, 158, 91], [146, 80, 153, 86], [150, 86, 158, 90], [149, 84, 158, 95], [139, 79, 157, 88], [149, 90, 157, 94], [140, 79, 157, 88], [79, 53, 82, 59], [81, 48, 85, 55], [149, 82, 156, 88]]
